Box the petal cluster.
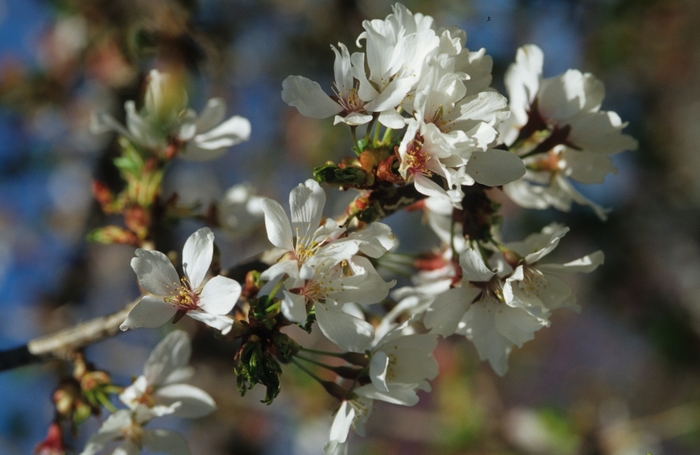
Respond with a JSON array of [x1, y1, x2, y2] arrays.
[[282, 4, 525, 207], [260, 180, 396, 350]]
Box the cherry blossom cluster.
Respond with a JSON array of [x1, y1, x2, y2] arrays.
[[35, 3, 638, 455], [79, 331, 214, 455]]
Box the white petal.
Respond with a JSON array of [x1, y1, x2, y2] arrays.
[[494, 305, 548, 347], [281, 75, 343, 118], [347, 222, 396, 257], [369, 351, 390, 392], [567, 111, 637, 154], [197, 98, 226, 132], [324, 440, 349, 455], [260, 198, 294, 251], [424, 287, 472, 336], [144, 330, 192, 386], [328, 258, 391, 305], [155, 383, 217, 418], [290, 179, 326, 241], [80, 410, 131, 455], [329, 401, 355, 444], [463, 300, 512, 376], [538, 70, 604, 121], [186, 310, 234, 334], [192, 115, 251, 148], [378, 109, 407, 129], [537, 250, 605, 275], [182, 227, 214, 289], [260, 259, 300, 282], [504, 44, 543, 126], [120, 296, 177, 331], [465, 149, 525, 187], [199, 276, 241, 315], [315, 304, 374, 352], [333, 112, 373, 126], [364, 76, 415, 112], [459, 247, 495, 282], [413, 173, 449, 200], [131, 249, 180, 296], [177, 109, 198, 141], [533, 273, 578, 311], [282, 290, 309, 323], [89, 111, 133, 139], [561, 149, 616, 184], [354, 383, 419, 406], [144, 429, 190, 455]]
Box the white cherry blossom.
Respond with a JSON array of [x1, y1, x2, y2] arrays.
[[500, 44, 637, 218], [121, 227, 241, 334], [80, 405, 188, 455], [282, 43, 373, 126], [119, 330, 216, 419], [91, 70, 250, 160], [323, 396, 374, 455], [259, 179, 394, 285], [364, 323, 438, 406], [502, 223, 605, 312], [283, 255, 392, 351]]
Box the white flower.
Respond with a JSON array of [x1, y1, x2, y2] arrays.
[[354, 3, 440, 124], [426, 246, 548, 376], [259, 179, 394, 284], [282, 43, 373, 126], [426, 225, 604, 375], [502, 223, 605, 312], [91, 70, 250, 160], [119, 330, 216, 419], [363, 324, 438, 406], [121, 227, 241, 334], [80, 406, 188, 455], [500, 45, 636, 218], [323, 396, 374, 455], [217, 182, 265, 239], [284, 255, 392, 352], [259, 179, 348, 283], [178, 97, 251, 161]]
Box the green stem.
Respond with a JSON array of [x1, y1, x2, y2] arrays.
[[266, 276, 288, 301], [381, 127, 393, 145], [364, 116, 377, 144], [351, 126, 361, 156], [299, 347, 348, 358], [291, 358, 328, 385], [296, 355, 339, 371]]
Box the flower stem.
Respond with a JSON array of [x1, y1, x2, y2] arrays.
[[291, 358, 327, 384], [351, 126, 361, 156], [299, 347, 348, 358]]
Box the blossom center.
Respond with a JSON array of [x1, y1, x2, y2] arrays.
[[403, 134, 432, 178], [121, 419, 145, 447], [166, 277, 200, 310], [333, 83, 365, 114]]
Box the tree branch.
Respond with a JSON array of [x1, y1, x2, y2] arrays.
[[0, 301, 136, 373]]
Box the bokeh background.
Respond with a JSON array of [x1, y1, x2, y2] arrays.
[[1, 0, 699, 453]]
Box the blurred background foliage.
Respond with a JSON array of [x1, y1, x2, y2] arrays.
[[0, 0, 699, 454]]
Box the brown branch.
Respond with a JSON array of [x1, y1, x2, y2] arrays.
[[0, 301, 136, 372]]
